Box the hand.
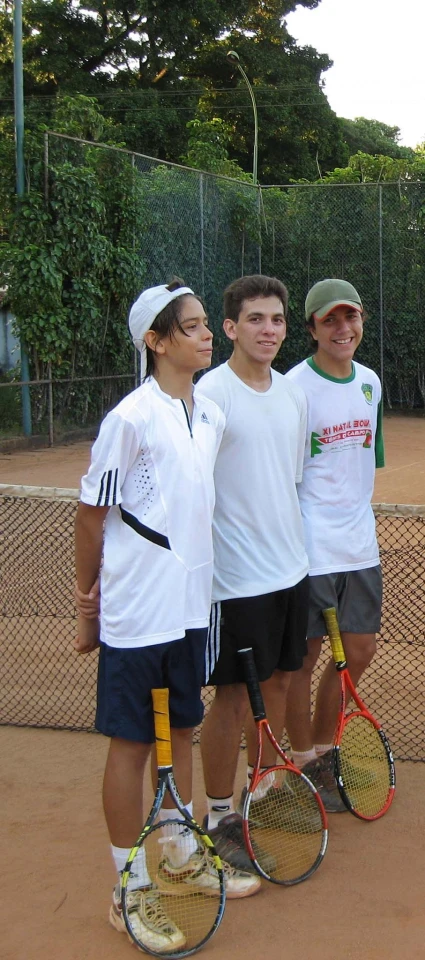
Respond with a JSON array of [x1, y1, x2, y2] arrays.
[[74, 614, 100, 654], [74, 577, 100, 618]]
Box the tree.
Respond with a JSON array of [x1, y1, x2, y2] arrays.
[[341, 118, 415, 161], [0, 0, 346, 181]]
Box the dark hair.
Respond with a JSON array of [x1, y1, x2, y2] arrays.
[[223, 274, 288, 323], [306, 306, 367, 354], [144, 277, 204, 379]]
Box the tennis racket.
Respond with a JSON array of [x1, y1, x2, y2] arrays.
[[238, 647, 328, 885], [121, 688, 225, 958], [323, 606, 396, 821]]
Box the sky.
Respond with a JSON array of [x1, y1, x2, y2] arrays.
[[286, 0, 425, 147]]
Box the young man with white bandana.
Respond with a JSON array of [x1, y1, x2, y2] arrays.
[[74, 279, 260, 951], [285, 278, 385, 813]]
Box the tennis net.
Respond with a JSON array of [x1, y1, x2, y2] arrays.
[[1, 485, 424, 759]]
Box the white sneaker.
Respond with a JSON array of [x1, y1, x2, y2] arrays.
[[109, 883, 186, 952], [157, 848, 261, 899]]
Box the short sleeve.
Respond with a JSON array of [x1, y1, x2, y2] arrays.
[[80, 411, 143, 506], [295, 386, 308, 482], [375, 398, 385, 469]]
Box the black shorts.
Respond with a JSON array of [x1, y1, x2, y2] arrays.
[[96, 628, 207, 743], [205, 577, 309, 685]]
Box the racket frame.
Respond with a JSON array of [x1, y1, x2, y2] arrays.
[[120, 688, 225, 958], [323, 606, 396, 821], [238, 647, 328, 885]]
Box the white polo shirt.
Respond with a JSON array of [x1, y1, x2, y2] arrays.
[[195, 362, 309, 600], [286, 357, 384, 575], [80, 377, 225, 648]]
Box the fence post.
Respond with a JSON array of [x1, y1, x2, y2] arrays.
[[44, 132, 49, 202], [13, 0, 32, 437], [199, 173, 205, 298], [378, 184, 384, 390], [47, 361, 54, 446]]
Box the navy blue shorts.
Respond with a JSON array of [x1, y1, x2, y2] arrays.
[[96, 628, 207, 743]]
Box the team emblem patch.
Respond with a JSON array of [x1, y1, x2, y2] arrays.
[[362, 383, 373, 404]]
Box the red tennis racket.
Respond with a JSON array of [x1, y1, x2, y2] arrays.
[[238, 647, 328, 885], [323, 607, 396, 821]]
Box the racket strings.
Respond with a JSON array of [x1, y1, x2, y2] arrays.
[[245, 767, 327, 885], [123, 821, 223, 957], [338, 714, 393, 817]]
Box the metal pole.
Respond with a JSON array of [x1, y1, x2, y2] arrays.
[[227, 52, 258, 185], [236, 63, 258, 185], [378, 185, 384, 390], [199, 173, 205, 298], [47, 361, 54, 446], [13, 0, 32, 436], [44, 131, 49, 202]]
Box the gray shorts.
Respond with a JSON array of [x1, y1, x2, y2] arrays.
[[307, 565, 382, 639]]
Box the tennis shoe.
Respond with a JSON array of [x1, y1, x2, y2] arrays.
[[203, 813, 277, 874], [157, 846, 261, 898], [302, 757, 347, 813], [109, 883, 186, 952], [237, 784, 321, 832], [320, 747, 377, 788]]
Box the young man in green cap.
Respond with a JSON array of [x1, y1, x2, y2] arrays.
[[284, 279, 385, 813]]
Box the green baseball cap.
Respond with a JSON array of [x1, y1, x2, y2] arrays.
[[305, 279, 362, 321]]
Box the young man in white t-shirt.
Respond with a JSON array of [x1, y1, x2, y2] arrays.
[[194, 274, 309, 869], [285, 278, 385, 813], [74, 279, 260, 949]]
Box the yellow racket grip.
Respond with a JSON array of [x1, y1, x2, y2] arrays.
[[152, 688, 172, 767], [323, 607, 346, 664]]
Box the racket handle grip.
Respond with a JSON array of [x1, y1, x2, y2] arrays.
[[323, 607, 346, 665], [152, 688, 172, 767], [238, 648, 266, 721]]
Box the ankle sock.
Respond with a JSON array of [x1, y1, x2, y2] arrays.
[[206, 794, 234, 829], [290, 748, 317, 769], [111, 844, 151, 891]]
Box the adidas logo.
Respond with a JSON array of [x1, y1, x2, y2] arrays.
[[200, 412, 210, 424]]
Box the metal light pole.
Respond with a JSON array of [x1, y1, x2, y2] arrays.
[[227, 50, 258, 185], [13, 0, 32, 436]]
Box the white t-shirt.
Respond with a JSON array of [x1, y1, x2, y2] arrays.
[[195, 362, 309, 600], [286, 357, 384, 575], [80, 377, 225, 648]]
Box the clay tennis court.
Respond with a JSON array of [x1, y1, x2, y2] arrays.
[[1, 415, 425, 960]]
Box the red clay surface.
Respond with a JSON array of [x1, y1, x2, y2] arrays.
[[0, 415, 424, 504], [1, 415, 425, 960]]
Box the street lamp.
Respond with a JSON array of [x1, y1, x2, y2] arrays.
[[227, 50, 258, 185]]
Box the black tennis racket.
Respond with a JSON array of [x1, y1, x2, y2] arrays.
[[238, 647, 328, 885], [323, 607, 396, 821], [121, 688, 226, 957]]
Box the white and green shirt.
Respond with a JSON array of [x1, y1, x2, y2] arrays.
[[286, 357, 384, 576]]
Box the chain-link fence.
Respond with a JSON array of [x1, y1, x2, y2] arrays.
[[1, 485, 424, 760], [2, 133, 425, 444]]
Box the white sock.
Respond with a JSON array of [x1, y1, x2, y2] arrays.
[[111, 844, 151, 891], [248, 764, 276, 801], [315, 743, 333, 757], [291, 748, 317, 769], [158, 803, 198, 867], [206, 795, 235, 829]]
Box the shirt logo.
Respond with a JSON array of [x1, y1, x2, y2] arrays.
[[362, 383, 373, 404], [200, 412, 210, 424]]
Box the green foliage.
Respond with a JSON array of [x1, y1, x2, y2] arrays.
[[341, 118, 416, 161], [183, 118, 252, 180]]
